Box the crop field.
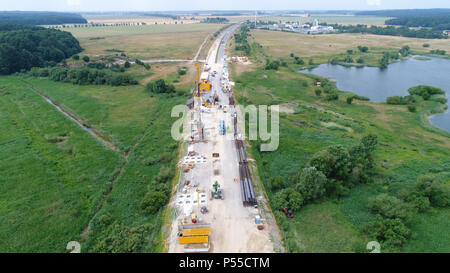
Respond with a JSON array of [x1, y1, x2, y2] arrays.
[[82, 13, 200, 25], [65, 24, 224, 60], [251, 30, 450, 63], [0, 77, 123, 252], [231, 55, 450, 252]]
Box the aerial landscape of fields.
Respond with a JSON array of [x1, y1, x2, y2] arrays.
[[0, 1, 449, 263]]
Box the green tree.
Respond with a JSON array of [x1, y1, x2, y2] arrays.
[[294, 167, 327, 202], [315, 88, 322, 97], [347, 96, 354, 104], [82, 55, 90, 62], [273, 188, 304, 211], [368, 194, 414, 220], [415, 175, 449, 207], [365, 215, 411, 247], [124, 61, 131, 68]]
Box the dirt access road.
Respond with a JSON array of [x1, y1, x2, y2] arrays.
[[166, 24, 283, 253]]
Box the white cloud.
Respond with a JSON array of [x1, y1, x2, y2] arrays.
[[66, 0, 81, 6], [367, 0, 381, 6]]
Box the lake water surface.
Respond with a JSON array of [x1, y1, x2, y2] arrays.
[[300, 56, 450, 132]]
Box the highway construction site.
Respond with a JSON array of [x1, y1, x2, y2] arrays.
[[166, 24, 282, 253]]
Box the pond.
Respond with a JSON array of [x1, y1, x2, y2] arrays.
[[300, 56, 450, 132]]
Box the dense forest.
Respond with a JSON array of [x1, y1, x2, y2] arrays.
[[386, 16, 450, 31], [0, 11, 87, 25], [356, 9, 450, 18], [330, 24, 447, 39], [0, 23, 82, 75]]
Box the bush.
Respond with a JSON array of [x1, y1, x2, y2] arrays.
[[430, 49, 446, 55], [90, 220, 149, 253], [343, 56, 353, 63], [72, 55, 80, 60], [315, 88, 322, 96], [386, 96, 405, 105], [365, 215, 411, 247], [124, 61, 131, 68], [177, 67, 187, 75], [423, 43, 430, 48], [368, 194, 414, 219], [347, 96, 354, 104], [268, 176, 285, 191], [265, 60, 280, 70], [357, 46, 369, 53], [82, 56, 90, 62], [357, 57, 364, 64], [407, 105, 416, 112], [325, 91, 339, 101], [294, 56, 304, 65], [146, 79, 176, 94], [140, 190, 169, 215], [272, 188, 304, 211], [415, 175, 449, 208]]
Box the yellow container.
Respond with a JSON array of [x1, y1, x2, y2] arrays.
[[182, 228, 211, 236], [178, 236, 209, 244]]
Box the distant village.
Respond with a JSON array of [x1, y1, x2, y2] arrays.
[[257, 19, 336, 34]]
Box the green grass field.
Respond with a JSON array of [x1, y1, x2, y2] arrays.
[[0, 70, 188, 252], [0, 77, 123, 252], [231, 52, 450, 252]]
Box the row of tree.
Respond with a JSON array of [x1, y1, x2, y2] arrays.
[[386, 16, 450, 31], [0, 23, 82, 74], [234, 25, 251, 56], [330, 24, 447, 39], [29, 67, 138, 86], [201, 17, 230, 24]]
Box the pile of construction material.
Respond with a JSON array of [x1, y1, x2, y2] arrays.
[[231, 56, 249, 63], [236, 140, 257, 206]]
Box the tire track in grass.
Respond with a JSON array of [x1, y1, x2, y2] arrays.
[[22, 80, 155, 247], [23, 81, 121, 152]]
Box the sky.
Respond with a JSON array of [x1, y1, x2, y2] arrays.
[[0, 0, 450, 12]]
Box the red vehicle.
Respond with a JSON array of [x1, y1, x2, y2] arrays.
[[281, 208, 294, 220]]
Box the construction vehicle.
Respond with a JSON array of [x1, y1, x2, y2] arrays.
[[200, 206, 208, 214], [281, 208, 294, 220], [200, 71, 212, 92], [210, 181, 224, 200], [219, 120, 226, 135]]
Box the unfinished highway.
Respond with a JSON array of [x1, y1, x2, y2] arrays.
[[166, 24, 282, 253]]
